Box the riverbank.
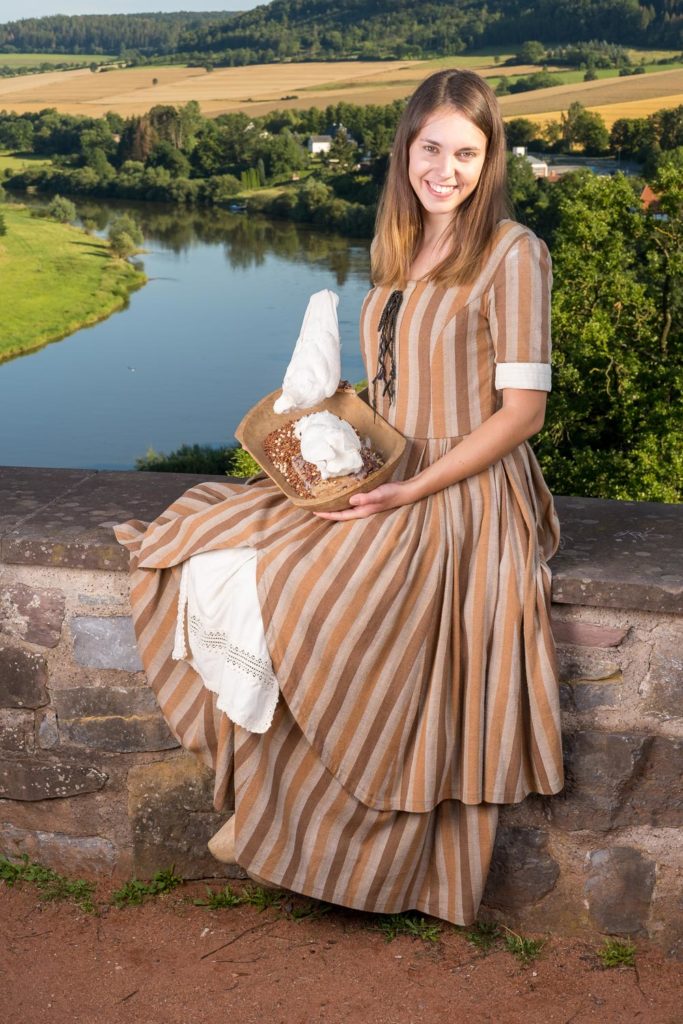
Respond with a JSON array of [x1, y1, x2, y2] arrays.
[[0, 204, 146, 362]]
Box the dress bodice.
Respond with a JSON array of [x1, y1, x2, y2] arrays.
[[359, 220, 553, 441]]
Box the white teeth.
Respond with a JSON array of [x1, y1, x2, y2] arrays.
[[428, 182, 456, 194]]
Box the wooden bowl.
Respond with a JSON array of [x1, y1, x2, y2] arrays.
[[235, 387, 406, 512]]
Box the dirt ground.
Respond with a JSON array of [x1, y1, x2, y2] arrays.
[[2, 877, 681, 1024]]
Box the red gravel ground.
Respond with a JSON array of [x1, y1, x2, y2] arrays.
[[2, 877, 681, 1024]]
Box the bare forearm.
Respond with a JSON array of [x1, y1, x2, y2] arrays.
[[408, 401, 544, 502], [314, 390, 547, 522]]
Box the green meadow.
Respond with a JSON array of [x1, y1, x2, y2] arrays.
[[0, 204, 146, 362]]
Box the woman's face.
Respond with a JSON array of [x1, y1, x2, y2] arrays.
[[407, 106, 488, 226]]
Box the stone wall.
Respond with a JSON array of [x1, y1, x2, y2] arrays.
[[0, 467, 681, 956]]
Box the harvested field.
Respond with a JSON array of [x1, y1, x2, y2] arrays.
[[0, 57, 567, 118], [497, 66, 683, 119], [0, 59, 680, 125], [522, 94, 683, 129]]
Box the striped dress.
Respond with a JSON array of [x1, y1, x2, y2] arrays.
[[114, 218, 564, 926]]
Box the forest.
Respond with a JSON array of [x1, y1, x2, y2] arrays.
[[0, 0, 680, 63]]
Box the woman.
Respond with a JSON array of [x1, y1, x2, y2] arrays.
[[114, 68, 564, 927]]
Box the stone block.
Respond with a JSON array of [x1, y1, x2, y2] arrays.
[[0, 645, 48, 708], [584, 846, 655, 937], [559, 680, 622, 713], [0, 821, 116, 878], [0, 580, 65, 648], [71, 616, 143, 672], [0, 758, 108, 801], [127, 756, 240, 880], [552, 619, 628, 648], [0, 708, 34, 752], [1, 787, 116, 837], [37, 708, 59, 749], [557, 648, 621, 684], [482, 827, 560, 911], [640, 631, 683, 720], [549, 731, 650, 831], [613, 736, 683, 828], [53, 686, 179, 753]]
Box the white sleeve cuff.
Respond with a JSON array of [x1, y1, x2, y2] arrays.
[[495, 361, 551, 391]]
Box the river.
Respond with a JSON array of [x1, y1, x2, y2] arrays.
[[0, 198, 371, 470]]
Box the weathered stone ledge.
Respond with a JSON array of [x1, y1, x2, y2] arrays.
[[0, 465, 681, 955], [1, 467, 681, 612]]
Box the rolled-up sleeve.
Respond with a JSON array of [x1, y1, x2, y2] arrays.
[[486, 231, 553, 392]]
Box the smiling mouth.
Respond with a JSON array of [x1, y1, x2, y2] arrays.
[[425, 181, 458, 196]]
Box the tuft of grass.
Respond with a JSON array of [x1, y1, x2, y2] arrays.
[[376, 912, 442, 944], [0, 853, 96, 914], [110, 865, 182, 907], [502, 925, 546, 965], [465, 919, 502, 953], [239, 883, 285, 911], [193, 883, 244, 909], [598, 936, 637, 968], [282, 898, 332, 922]]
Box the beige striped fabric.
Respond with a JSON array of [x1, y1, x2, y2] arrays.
[[114, 218, 564, 926]]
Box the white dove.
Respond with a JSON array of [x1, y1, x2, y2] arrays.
[[273, 289, 341, 414]]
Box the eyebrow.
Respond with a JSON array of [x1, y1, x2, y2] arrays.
[[420, 137, 481, 151]]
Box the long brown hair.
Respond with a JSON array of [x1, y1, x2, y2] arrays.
[[372, 69, 512, 288]]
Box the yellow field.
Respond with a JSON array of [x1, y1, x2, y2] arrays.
[[0, 56, 553, 118], [497, 66, 683, 120], [0, 58, 680, 126]]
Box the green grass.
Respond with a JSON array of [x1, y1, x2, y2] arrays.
[[598, 937, 637, 968], [465, 920, 502, 953], [110, 866, 183, 907], [0, 853, 96, 913], [502, 925, 546, 965], [193, 883, 245, 908], [0, 52, 115, 67], [193, 882, 330, 921], [0, 203, 146, 362], [0, 150, 52, 172], [375, 912, 442, 944]]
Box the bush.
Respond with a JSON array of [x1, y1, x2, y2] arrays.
[[46, 194, 76, 223], [135, 443, 260, 477], [107, 212, 143, 258]]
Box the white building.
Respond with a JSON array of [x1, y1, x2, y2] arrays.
[[307, 135, 333, 155], [511, 145, 548, 179]]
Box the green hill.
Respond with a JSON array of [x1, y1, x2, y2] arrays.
[[0, 1, 680, 63]]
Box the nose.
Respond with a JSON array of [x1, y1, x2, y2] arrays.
[[435, 150, 456, 180]]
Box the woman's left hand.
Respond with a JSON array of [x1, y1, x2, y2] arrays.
[[313, 480, 418, 521]]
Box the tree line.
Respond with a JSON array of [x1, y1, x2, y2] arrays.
[[0, 0, 680, 63]]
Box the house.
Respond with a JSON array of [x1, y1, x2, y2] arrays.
[[308, 135, 333, 155], [511, 145, 548, 179]]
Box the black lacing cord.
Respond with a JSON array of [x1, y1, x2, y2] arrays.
[[371, 289, 403, 414]]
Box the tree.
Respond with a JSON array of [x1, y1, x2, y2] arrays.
[[0, 211, 6, 237], [506, 153, 537, 208], [517, 41, 546, 65], [117, 115, 159, 163], [46, 194, 76, 223], [560, 102, 609, 154], [505, 118, 537, 148], [108, 212, 143, 258], [148, 140, 190, 176], [532, 171, 683, 502]]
